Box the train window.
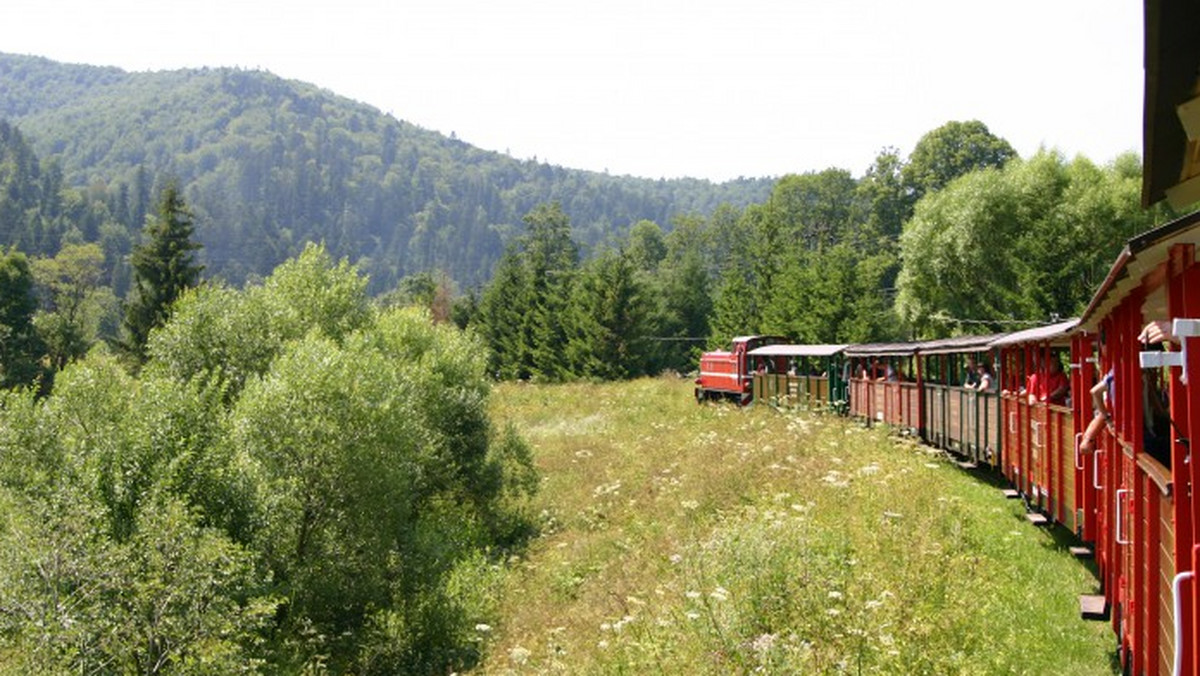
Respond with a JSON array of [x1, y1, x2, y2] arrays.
[[1140, 345, 1173, 469]]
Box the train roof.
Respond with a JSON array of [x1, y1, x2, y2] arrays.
[[1079, 209, 1200, 331], [916, 333, 1007, 355], [988, 319, 1079, 347], [1142, 0, 1200, 208], [843, 342, 918, 357], [729, 335, 789, 344], [746, 344, 848, 358]]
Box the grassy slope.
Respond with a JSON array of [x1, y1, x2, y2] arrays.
[[476, 377, 1116, 674]]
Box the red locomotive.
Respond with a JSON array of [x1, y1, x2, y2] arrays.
[[694, 335, 786, 405]]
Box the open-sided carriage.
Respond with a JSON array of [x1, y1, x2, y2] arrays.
[[747, 343, 849, 412], [918, 334, 1004, 467], [845, 343, 921, 436]]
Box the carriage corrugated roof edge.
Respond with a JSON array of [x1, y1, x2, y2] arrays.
[[745, 344, 849, 358], [843, 342, 919, 357], [987, 319, 1079, 348]]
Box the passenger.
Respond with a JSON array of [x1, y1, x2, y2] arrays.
[[964, 356, 980, 389], [974, 362, 994, 392], [884, 362, 898, 382], [1040, 358, 1070, 405], [1080, 330, 1113, 455], [1139, 320, 1176, 345], [1079, 369, 1114, 454], [870, 358, 886, 380], [1139, 320, 1178, 467], [1022, 356, 1040, 403]]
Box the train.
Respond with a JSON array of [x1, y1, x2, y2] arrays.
[[697, 209, 1200, 675]]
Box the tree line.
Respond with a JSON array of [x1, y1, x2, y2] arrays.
[[459, 121, 1172, 380], [3, 118, 1172, 391]]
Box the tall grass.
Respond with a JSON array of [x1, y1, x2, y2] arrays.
[[473, 377, 1114, 674]]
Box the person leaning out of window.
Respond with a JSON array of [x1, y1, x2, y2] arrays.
[[1079, 321, 1176, 454]]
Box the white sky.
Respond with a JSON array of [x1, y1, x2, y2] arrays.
[[1, 0, 1142, 182]]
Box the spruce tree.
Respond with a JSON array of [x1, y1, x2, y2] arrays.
[[477, 246, 532, 379], [522, 203, 577, 381], [566, 249, 650, 380], [122, 183, 203, 361]]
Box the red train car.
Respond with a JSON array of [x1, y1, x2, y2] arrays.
[[845, 343, 921, 435], [694, 335, 787, 405], [991, 320, 1080, 529], [1075, 212, 1200, 675]]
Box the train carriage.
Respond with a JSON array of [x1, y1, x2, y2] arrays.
[[917, 334, 1004, 467], [747, 344, 849, 411], [1075, 212, 1200, 675], [846, 343, 921, 435], [990, 320, 1080, 528]]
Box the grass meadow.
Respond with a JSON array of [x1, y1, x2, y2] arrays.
[[472, 376, 1116, 674]]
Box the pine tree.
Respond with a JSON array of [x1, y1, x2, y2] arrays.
[[122, 183, 203, 361]]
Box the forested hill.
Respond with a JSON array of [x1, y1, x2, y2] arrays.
[[0, 52, 773, 291]]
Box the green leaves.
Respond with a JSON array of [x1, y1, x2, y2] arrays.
[[896, 150, 1156, 335], [0, 246, 538, 673]]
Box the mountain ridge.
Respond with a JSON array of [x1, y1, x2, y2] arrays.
[[0, 52, 774, 290]]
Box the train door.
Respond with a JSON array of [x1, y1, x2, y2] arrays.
[[1072, 334, 1098, 542], [1000, 347, 1021, 487], [1014, 347, 1034, 497], [1165, 245, 1198, 676], [1111, 301, 1140, 670]]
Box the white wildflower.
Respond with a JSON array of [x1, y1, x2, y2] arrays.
[[509, 646, 531, 665], [751, 633, 778, 654]]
